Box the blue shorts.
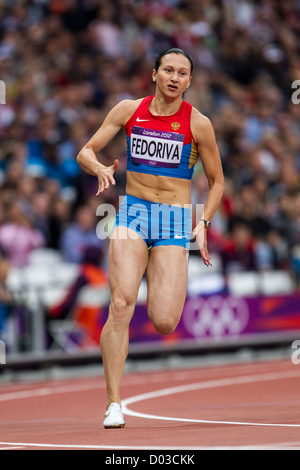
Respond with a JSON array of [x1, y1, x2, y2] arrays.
[[115, 194, 192, 250]]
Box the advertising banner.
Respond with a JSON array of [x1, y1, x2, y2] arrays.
[[124, 293, 300, 350]]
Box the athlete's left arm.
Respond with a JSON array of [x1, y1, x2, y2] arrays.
[[191, 108, 224, 265]]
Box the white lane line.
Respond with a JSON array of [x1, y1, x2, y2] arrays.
[[0, 382, 105, 402], [0, 446, 25, 450], [0, 363, 295, 402], [0, 441, 299, 450], [122, 369, 300, 428], [0, 371, 202, 402], [0, 418, 75, 425], [0, 442, 224, 450]]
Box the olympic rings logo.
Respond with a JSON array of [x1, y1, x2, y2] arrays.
[[182, 296, 249, 339]]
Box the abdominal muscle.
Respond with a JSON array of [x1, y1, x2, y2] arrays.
[[126, 170, 192, 207]]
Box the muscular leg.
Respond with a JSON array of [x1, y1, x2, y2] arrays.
[[146, 245, 189, 335], [100, 227, 149, 407]]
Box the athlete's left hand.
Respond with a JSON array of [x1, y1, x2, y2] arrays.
[[192, 223, 212, 267]]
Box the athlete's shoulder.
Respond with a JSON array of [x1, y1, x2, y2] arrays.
[[190, 107, 215, 144], [113, 97, 145, 127], [191, 107, 212, 136], [112, 98, 143, 117], [190, 106, 211, 127], [117, 97, 144, 112]]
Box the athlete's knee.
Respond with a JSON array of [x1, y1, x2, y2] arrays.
[[110, 293, 133, 324], [111, 295, 128, 313], [152, 316, 179, 336]]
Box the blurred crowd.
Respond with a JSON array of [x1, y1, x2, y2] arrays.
[[0, 0, 300, 284]]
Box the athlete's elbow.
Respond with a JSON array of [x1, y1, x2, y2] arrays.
[[208, 174, 224, 193], [217, 175, 225, 194], [216, 177, 225, 200], [76, 145, 90, 168], [208, 177, 224, 208], [76, 150, 83, 167], [76, 146, 85, 165]]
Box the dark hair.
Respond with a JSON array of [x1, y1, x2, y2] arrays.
[[154, 48, 194, 75]]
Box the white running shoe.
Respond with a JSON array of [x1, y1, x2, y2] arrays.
[[103, 403, 125, 429]]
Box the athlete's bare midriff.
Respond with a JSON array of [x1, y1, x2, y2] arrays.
[[126, 170, 192, 206]]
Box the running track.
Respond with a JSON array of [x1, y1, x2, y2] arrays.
[[0, 358, 300, 450]]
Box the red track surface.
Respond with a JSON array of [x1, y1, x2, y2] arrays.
[[0, 358, 300, 450]]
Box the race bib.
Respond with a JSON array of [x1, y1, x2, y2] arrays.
[[131, 126, 184, 168]]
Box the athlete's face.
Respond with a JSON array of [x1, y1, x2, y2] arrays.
[[153, 53, 192, 98]]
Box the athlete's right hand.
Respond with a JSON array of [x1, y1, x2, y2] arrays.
[[96, 159, 119, 196]]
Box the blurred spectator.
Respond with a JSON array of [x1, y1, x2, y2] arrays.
[[60, 204, 102, 264], [220, 222, 256, 273], [292, 245, 300, 288], [228, 184, 271, 239], [48, 196, 72, 249], [0, 0, 299, 284], [0, 258, 14, 335], [0, 200, 45, 268], [270, 190, 300, 253]]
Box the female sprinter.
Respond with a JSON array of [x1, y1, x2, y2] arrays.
[[77, 48, 224, 428]]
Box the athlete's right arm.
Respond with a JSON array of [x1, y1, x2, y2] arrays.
[[77, 99, 140, 195]]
